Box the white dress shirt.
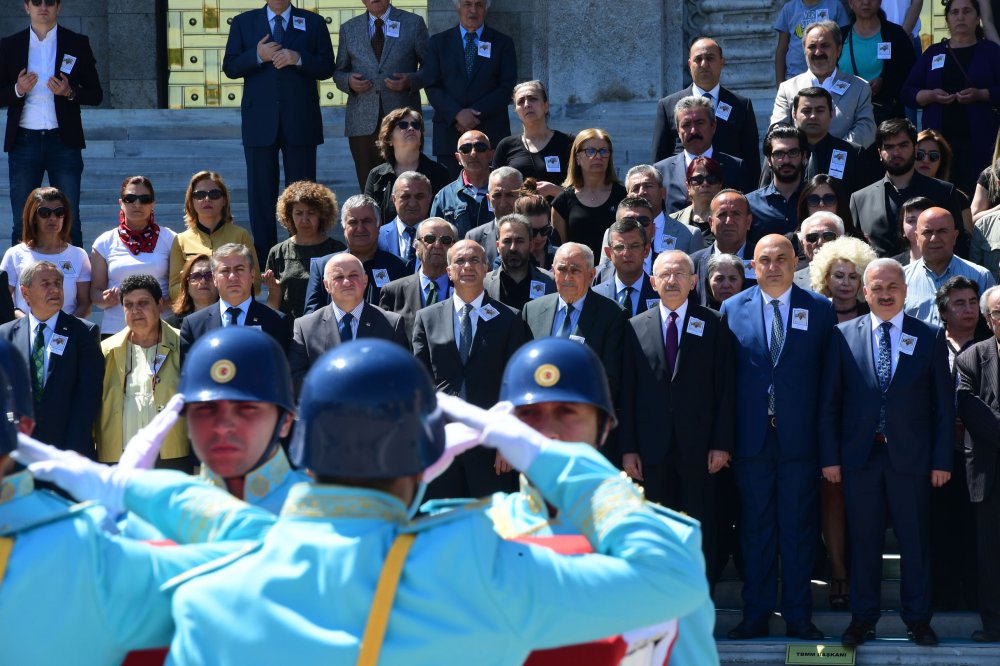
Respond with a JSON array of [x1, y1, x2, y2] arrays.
[[452, 291, 485, 343], [760, 287, 792, 349], [219, 296, 252, 326], [21, 26, 58, 130], [683, 145, 714, 169], [658, 300, 689, 350]]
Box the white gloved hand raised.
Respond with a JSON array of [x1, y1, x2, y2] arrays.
[[436, 393, 548, 472], [422, 422, 481, 483], [12, 434, 135, 515], [118, 393, 185, 471]]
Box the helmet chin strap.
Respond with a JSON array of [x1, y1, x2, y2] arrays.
[[407, 480, 428, 520], [225, 408, 288, 480]]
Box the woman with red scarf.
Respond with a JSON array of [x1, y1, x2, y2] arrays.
[[90, 176, 175, 337]]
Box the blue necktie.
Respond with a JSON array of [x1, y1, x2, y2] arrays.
[[557, 303, 575, 337], [339, 312, 354, 342], [272, 15, 285, 45], [768, 300, 784, 413], [459, 304, 473, 363], [876, 321, 892, 433], [402, 226, 416, 271], [464, 31, 477, 77]]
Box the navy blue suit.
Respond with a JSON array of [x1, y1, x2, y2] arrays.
[[303, 249, 408, 314], [422, 25, 516, 174], [377, 221, 420, 274], [721, 284, 835, 625], [820, 314, 953, 625], [689, 245, 756, 308], [223, 6, 335, 265]]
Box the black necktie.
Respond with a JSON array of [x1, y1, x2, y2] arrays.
[[464, 31, 477, 77], [372, 17, 385, 60], [272, 15, 285, 45], [226, 307, 242, 327], [619, 286, 634, 317]]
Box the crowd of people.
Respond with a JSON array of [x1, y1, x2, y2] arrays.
[[6, 0, 1000, 662]]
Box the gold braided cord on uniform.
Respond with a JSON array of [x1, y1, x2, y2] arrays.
[[356, 533, 416, 666], [0, 537, 13, 592]]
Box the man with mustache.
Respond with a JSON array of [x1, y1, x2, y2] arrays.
[[747, 125, 809, 247], [653, 96, 756, 214], [771, 20, 876, 149]]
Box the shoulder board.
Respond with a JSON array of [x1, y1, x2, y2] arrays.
[[403, 497, 491, 534], [0, 499, 99, 538], [647, 501, 701, 530], [160, 541, 262, 591], [419, 497, 480, 516]]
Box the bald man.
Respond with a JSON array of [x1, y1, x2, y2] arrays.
[[288, 253, 409, 392], [721, 234, 837, 641]]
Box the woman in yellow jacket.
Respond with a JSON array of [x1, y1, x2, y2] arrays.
[[167, 170, 260, 301], [95, 274, 190, 471]]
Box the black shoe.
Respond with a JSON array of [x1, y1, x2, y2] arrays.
[[841, 619, 875, 647], [972, 628, 1000, 643], [786, 620, 825, 640], [907, 622, 939, 646], [727, 619, 769, 640]]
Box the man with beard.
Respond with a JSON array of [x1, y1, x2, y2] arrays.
[[746, 125, 808, 247], [483, 214, 554, 311], [653, 96, 756, 213], [850, 119, 968, 258], [379, 217, 457, 335]]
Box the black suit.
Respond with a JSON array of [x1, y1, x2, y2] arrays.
[[620, 304, 735, 580], [521, 291, 627, 399], [0, 311, 101, 457], [412, 292, 528, 498], [957, 339, 1000, 633], [483, 265, 555, 311], [180, 300, 292, 358], [288, 302, 409, 392], [654, 149, 755, 213], [378, 273, 452, 339], [651, 85, 760, 175]]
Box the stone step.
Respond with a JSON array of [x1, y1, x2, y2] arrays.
[[718, 638, 1000, 665], [714, 609, 982, 641]]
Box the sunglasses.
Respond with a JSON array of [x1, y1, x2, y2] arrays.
[[804, 230, 839, 243], [531, 225, 553, 238], [581, 147, 610, 158], [396, 120, 422, 131], [37, 206, 66, 219], [458, 141, 490, 154], [191, 189, 224, 201], [806, 193, 838, 207], [623, 215, 652, 226], [688, 174, 722, 186], [122, 193, 154, 204], [187, 271, 213, 282], [419, 234, 454, 246], [29, 0, 58, 6], [916, 150, 941, 163]]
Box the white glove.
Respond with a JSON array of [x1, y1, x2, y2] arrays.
[[12, 434, 135, 515], [118, 393, 185, 471], [436, 393, 548, 472], [422, 422, 481, 483]]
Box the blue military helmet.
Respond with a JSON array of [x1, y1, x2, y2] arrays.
[[0, 338, 32, 426], [290, 339, 445, 478], [177, 327, 295, 413], [0, 365, 17, 457], [500, 337, 617, 427]]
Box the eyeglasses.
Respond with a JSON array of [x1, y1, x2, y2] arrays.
[[770, 149, 802, 161], [990, 310, 1000, 320], [688, 174, 722, 186], [191, 189, 224, 201], [531, 225, 553, 238], [581, 147, 611, 158], [396, 120, 422, 131], [805, 193, 838, 207], [187, 271, 213, 282], [37, 206, 66, 219], [622, 215, 652, 226], [611, 242, 645, 254], [122, 194, 154, 204], [457, 141, 490, 154], [451, 256, 483, 267], [420, 234, 454, 246], [916, 150, 941, 163], [29, 0, 58, 6], [655, 271, 692, 281], [804, 231, 839, 243]]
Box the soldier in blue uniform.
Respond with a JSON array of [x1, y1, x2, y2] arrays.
[[434, 337, 719, 666]]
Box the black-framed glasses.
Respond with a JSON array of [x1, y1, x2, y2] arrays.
[[688, 174, 722, 186], [622, 214, 652, 226], [37, 206, 65, 219], [916, 150, 941, 163], [804, 231, 838, 243], [29, 0, 58, 6], [458, 141, 490, 154], [192, 189, 224, 201], [806, 193, 838, 207], [187, 271, 213, 282], [581, 147, 611, 158], [531, 225, 553, 238], [396, 120, 422, 131], [420, 234, 454, 246], [770, 149, 802, 161], [122, 194, 154, 204]]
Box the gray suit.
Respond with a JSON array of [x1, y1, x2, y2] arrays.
[[521, 291, 627, 398], [378, 272, 451, 338], [333, 6, 429, 137], [771, 70, 876, 149], [288, 302, 409, 391]]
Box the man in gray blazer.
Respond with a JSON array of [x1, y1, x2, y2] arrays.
[[289, 252, 408, 391], [412, 239, 528, 498], [483, 214, 555, 311], [378, 217, 455, 335], [334, 0, 429, 188], [770, 21, 876, 149], [522, 242, 627, 399]]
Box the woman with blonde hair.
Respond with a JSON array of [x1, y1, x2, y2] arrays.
[[810, 236, 878, 323], [167, 170, 258, 301], [551, 128, 626, 257]]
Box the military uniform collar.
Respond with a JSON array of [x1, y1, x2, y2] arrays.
[[280, 483, 409, 524], [200, 447, 295, 501], [0, 471, 33, 505]]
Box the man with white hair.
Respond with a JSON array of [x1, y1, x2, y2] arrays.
[[793, 211, 845, 289]]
